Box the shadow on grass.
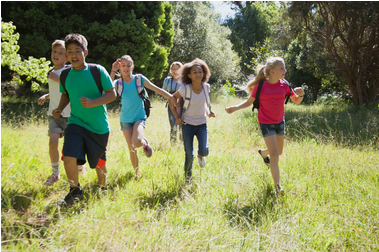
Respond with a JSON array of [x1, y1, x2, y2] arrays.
[[223, 182, 285, 229], [241, 104, 379, 148], [136, 174, 197, 214]]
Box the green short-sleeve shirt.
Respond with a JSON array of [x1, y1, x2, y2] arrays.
[[60, 64, 114, 134]]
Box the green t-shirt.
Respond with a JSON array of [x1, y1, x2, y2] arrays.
[[59, 64, 114, 134]]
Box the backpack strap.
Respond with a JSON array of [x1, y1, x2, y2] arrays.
[[283, 79, 292, 104], [202, 83, 212, 113], [135, 74, 143, 94], [60, 68, 71, 98], [252, 81, 264, 112], [181, 84, 192, 119], [116, 78, 123, 97], [88, 63, 103, 95]]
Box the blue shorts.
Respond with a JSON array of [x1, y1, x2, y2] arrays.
[[120, 119, 146, 130], [259, 120, 285, 137], [63, 124, 109, 168]]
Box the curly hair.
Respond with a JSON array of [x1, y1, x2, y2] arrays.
[[179, 58, 211, 84]]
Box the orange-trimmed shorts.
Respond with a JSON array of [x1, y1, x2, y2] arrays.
[[62, 124, 109, 168]]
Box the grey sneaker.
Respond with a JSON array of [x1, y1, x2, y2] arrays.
[[258, 149, 270, 167], [142, 138, 153, 158], [44, 174, 60, 186]]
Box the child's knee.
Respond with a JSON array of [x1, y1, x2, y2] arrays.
[[132, 138, 143, 148]]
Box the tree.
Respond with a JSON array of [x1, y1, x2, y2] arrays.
[[288, 2, 379, 106], [225, 2, 276, 75], [1, 2, 174, 84], [168, 1, 239, 83], [1, 19, 50, 92]]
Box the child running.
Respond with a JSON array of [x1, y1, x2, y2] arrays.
[[110, 55, 173, 178], [53, 33, 116, 206], [162, 61, 184, 143], [225, 56, 304, 195], [168, 58, 215, 183]]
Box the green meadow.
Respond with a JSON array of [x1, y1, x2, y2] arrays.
[[1, 97, 378, 251]]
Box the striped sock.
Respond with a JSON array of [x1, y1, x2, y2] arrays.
[[51, 162, 59, 176]]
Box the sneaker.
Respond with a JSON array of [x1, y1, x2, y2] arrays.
[[142, 138, 153, 158], [258, 149, 270, 167], [78, 165, 86, 176], [44, 174, 60, 186], [197, 156, 206, 168], [58, 188, 84, 207], [275, 184, 285, 196]]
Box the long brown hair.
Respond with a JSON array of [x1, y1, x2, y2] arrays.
[[247, 57, 285, 93]]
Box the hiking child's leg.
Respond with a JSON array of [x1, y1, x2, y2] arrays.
[[196, 124, 209, 158], [168, 106, 177, 141], [64, 156, 79, 187], [49, 133, 60, 163], [182, 124, 195, 179], [132, 123, 146, 148], [122, 129, 139, 171], [96, 165, 107, 188], [276, 135, 284, 156], [263, 135, 280, 186]]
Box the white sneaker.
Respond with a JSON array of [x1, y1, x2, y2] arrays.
[[197, 156, 206, 168], [78, 165, 86, 176], [44, 174, 60, 186]]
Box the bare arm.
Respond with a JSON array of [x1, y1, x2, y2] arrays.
[[169, 91, 184, 125], [143, 79, 173, 99], [225, 96, 255, 114], [48, 72, 59, 82]]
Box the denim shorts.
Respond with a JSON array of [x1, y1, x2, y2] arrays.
[[120, 119, 146, 130], [259, 120, 285, 137]]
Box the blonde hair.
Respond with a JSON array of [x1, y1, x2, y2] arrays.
[[247, 57, 285, 93], [170, 61, 183, 75], [51, 40, 65, 49]]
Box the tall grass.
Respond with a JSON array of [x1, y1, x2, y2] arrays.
[[1, 97, 378, 251]]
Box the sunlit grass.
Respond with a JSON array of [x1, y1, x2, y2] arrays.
[[2, 97, 379, 251]]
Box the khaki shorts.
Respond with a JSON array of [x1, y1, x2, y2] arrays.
[[48, 116, 68, 137]]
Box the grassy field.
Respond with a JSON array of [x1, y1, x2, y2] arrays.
[[1, 97, 378, 251]]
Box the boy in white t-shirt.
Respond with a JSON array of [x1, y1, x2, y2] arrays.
[[37, 40, 85, 186]]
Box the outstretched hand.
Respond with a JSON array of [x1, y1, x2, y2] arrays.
[[225, 107, 236, 114]]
